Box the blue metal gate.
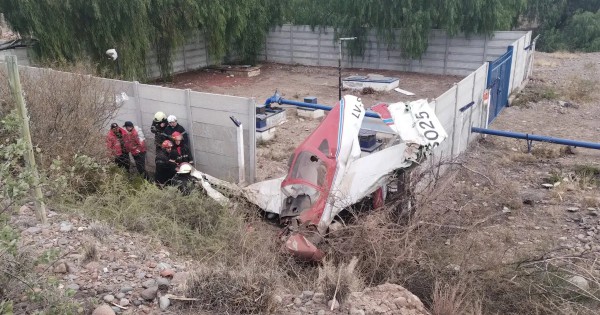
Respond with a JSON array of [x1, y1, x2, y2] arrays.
[[487, 46, 513, 123]]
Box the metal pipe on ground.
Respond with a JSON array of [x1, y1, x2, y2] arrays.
[[471, 127, 600, 150], [264, 92, 381, 118]]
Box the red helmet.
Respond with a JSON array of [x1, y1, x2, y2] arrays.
[[161, 140, 173, 149], [171, 132, 183, 141]]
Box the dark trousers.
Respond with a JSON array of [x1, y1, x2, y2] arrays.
[[114, 154, 130, 171], [132, 152, 148, 178]]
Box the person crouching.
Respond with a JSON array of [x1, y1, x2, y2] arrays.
[[155, 140, 177, 186], [169, 131, 193, 165], [172, 163, 195, 196]]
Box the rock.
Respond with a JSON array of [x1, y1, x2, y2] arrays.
[[293, 297, 302, 306], [141, 286, 158, 300], [567, 275, 589, 291], [58, 238, 69, 246], [301, 290, 314, 299], [110, 306, 121, 314], [91, 304, 116, 315], [171, 272, 189, 287], [132, 299, 142, 306], [327, 299, 340, 310], [147, 261, 157, 268], [317, 311, 325, 315], [60, 221, 73, 232], [135, 271, 146, 279], [160, 269, 174, 278], [119, 298, 129, 307], [350, 308, 366, 315], [115, 292, 125, 299], [502, 206, 512, 214], [103, 294, 115, 303], [66, 283, 79, 291], [156, 277, 170, 290], [312, 292, 325, 303], [567, 207, 580, 212], [24, 226, 41, 234], [85, 261, 101, 271], [53, 262, 69, 274], [142, 279, 156, 289], [273, 295, 283, 304], [159, 296, 170, 310], [119, 286, 133, 293], [156, 263, 172, 271]]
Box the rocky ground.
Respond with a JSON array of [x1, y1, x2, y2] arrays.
[[12, 205, 430, 314]]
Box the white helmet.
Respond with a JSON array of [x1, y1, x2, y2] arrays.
[[177, 163, 193, 174], [154, 111, 166, 122], [167, 115, 177, 123]]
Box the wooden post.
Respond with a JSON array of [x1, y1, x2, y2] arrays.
[[5, 55, 47, 224]]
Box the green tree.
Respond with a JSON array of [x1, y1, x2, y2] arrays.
[[525, 0, 600, 51], [287, 0, 526, 58], [0, 0, 287, 80]]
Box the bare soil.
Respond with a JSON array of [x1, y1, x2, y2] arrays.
[[166, 63, 462, 181]]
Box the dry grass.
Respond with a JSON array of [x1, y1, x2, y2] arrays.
[[184, 268, 279, 314], [317, 257, 362, 303], [81, 242, 98, 263], [563, 77, 598, 103], [0, 63, 119, 166]]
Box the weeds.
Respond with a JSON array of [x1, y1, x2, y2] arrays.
[[184, 268, 279, 314], [563, 77, 598, 103], [512, 83, 558, 107], [57, 173, 242, 258], [317, 257, 362, 303]]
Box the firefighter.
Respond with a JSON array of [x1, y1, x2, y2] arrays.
[[155, 140, 177, 186], [150, 111, 169, 151], [106, 122, 129, 171], [123, 121, 148, 179], [169, 131, 193, 165], [171, 162, 196, 196], [165, 115, 189, 145]]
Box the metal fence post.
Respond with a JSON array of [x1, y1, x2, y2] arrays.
[[450, 84, 459, 159]]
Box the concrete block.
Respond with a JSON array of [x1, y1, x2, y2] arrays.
[[297, 108, 325, 119], [257, 127, 277, 142]]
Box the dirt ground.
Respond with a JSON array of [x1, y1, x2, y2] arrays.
[[166, 63, 462, 181]]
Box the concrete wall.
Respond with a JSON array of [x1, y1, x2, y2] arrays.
[[508, 32, 533, 94], [427, 62, 490, 172], [260, 25, 528, 76], [113, 82, 256, 183], [10, 64, 256, 183], [0, 47, 29, 66], [146, 32, 210, 79]]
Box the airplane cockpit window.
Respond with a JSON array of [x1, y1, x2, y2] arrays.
[[291, 151, 328, 187], [318, 139, 330, 156]]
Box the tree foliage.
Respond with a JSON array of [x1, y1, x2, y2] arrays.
[[287, 0, 526, 58], [0, 0, 287, 80], [525, 0, 600, 52]]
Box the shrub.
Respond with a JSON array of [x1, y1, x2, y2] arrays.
[[184, 268, 279, 314], [59, 173, 243, 257], [0, 64, 120, 168], [317, 257, 362, 303]]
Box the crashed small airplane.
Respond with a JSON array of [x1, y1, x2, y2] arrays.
[[193, 93, 448, 261]]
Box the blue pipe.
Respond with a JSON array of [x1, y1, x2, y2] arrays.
[[264, 92, 381, 118], [471, 127, 600, 150]]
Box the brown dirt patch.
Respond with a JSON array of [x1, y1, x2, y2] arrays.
[[165, 62, 462, 181]]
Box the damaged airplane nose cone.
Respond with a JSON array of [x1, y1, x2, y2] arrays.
[[285, 233, 325, 261]]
